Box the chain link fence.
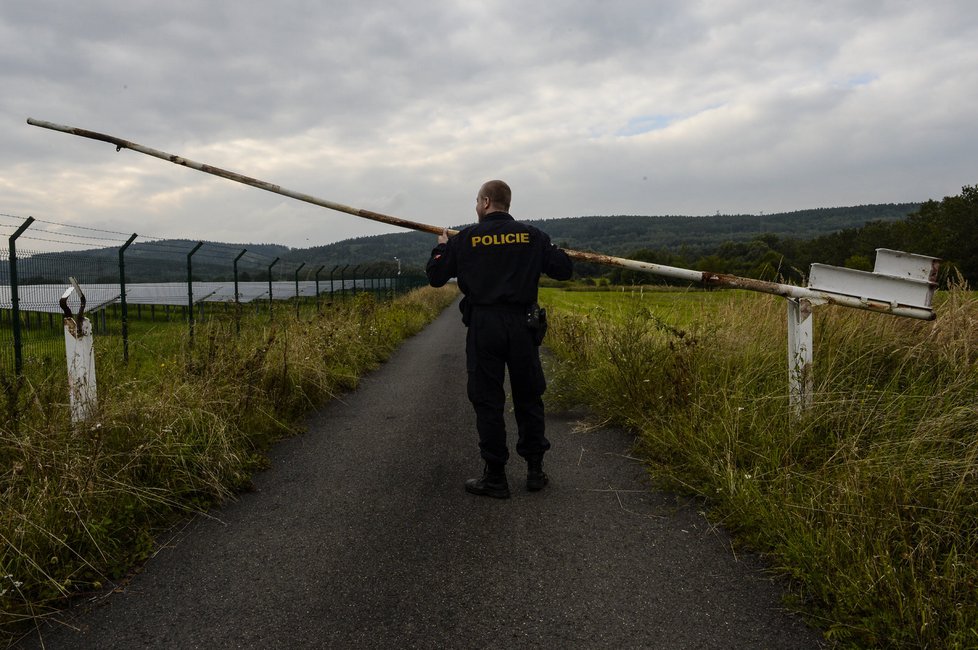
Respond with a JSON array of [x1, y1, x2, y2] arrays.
[[1, 220, 427, 378]]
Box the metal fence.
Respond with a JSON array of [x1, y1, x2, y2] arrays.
[[1, 232, 424, 376]]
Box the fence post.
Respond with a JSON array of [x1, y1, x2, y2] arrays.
[[393, 257, 401, 297], [294, 262, 305, 318], [314, 264, 326, 312], [339, 264, 348, 298], [330, 264, 340, 299], [9, 217, 34, 376], [119, 233, 138, 363], [787, 298, 814, 414], [233, 248, 246, 335], [185, 241, 203, 343], [351, 265, 361, 297], [268, 257, 279, 316]]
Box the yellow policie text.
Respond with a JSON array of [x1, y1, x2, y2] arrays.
[[471, 232, 530, 247]]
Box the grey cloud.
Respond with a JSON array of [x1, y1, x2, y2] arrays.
[[2, 0, 977, 249]]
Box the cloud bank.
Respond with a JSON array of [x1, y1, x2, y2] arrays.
[[1, 0, 976, 250]]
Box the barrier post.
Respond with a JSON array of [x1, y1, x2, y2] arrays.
[[61, 279, 97, 423], [787, 298, 814, 414]]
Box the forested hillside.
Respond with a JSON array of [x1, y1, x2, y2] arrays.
[[607, 186, 976, 286], [538, 204, 917, 253], [281, 203, 918, 271]]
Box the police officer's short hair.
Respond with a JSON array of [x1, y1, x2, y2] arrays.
[[481, 180, 511, 211]]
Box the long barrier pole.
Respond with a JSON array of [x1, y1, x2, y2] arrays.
[[26, 118, 935, 321]]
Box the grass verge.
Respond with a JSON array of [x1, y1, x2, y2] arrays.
[[0, 287, 457, 642], [541, 285, 978, 648]]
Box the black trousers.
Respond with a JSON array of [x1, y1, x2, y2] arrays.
[[465, 308, 550, 465]]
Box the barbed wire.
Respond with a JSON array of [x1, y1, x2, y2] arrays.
[[0, 234, 284, 272], [1, 212, 307, 267], [0, 231, 122, 249], [2, 210, 396, 279], [1, 218, 148, 250], [0, 211, 167, 241]]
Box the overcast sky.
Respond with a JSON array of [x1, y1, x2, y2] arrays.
[[1, 0, 976, 252]]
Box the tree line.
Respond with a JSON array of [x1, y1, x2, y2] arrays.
[[597, 185, 977, 287]]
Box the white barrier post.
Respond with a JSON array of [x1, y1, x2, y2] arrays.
[[793, 248, 941, 413], [786, 298, 814, 414], [61, 279, 98, 423]]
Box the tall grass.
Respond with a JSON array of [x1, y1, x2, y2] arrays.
[[0, 287, 457, 640], [543, 285, 978, 648]]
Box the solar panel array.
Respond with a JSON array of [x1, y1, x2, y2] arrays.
[[0, 280, 383, 314]]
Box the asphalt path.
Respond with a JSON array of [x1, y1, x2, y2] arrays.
[[19, 301, 822, 649]]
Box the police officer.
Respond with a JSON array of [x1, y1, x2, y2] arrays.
[[426, 180, 573, 498]]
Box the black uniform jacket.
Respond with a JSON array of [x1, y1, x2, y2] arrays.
[[426, 211, 573, 307]]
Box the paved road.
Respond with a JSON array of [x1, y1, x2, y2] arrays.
[[19, 302, 822, 649]]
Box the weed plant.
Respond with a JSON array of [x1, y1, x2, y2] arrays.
[[0, 286, 457, 641], [543, 285, 977, 648]]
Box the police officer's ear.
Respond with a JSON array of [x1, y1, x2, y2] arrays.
[[476, 193, 490, 220]]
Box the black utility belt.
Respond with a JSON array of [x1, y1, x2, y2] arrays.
[[470, 302, 548, 346], [470, 303, 528, 313]]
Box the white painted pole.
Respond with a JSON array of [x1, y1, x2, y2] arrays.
[[64, 314, 97, 423], [787, 298, 813, 414], [61, 280, 98, 423]]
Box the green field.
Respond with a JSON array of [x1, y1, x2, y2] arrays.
[[541, 285, 767, 325]]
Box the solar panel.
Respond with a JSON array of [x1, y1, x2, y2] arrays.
[[0, 284, 120, 314], [0, 279, 354, 313]]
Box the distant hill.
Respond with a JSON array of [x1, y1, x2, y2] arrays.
[[279, 203, 920, 271], [538, 204, 920, 254], [11, 203, 920, 283]]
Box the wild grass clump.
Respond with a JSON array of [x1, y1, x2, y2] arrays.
[[0, 286, 457, 639], [544, 286, 978, 648]]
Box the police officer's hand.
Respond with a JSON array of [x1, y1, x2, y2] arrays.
[[438, 229, 449, 245]]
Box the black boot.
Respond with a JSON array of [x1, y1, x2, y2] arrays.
[[465, 462, 510, 499], [526, 456, 549, 492]]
